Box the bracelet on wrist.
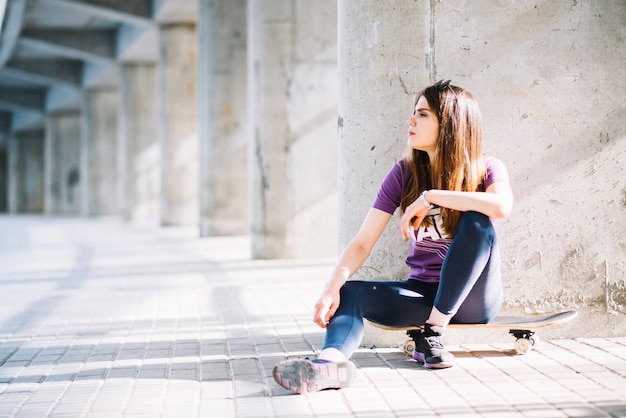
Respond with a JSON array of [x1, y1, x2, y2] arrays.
[[418, 190, 434, 209]]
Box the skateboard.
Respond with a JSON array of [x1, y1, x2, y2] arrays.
[[369, 310, 577, 355]]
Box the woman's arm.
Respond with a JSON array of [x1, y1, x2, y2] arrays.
[[400, 181, 514, 240], [424, 181, 514, 219], [313, 208, 392, 328]]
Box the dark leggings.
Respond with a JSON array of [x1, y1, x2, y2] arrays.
[[323, 211, 503, 358]]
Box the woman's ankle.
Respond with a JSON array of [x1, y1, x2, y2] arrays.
[[426, 307, 452, 328], [317, 348, 346, 362]]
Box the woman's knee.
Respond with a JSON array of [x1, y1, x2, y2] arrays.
[[337, 280, 370, 311], [457, 211, 495, 240], [339, 280, 363, 298]]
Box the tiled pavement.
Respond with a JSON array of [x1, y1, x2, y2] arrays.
[[0, 215, 625, 418]]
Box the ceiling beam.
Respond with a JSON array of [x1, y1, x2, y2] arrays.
[[3, 58, 83, 87], [46, 85, 81, 113], [20, 29, 117, 64], [0, 88, 46, 112], [10, 110, 42, 132], [42, 0, 153, 27]]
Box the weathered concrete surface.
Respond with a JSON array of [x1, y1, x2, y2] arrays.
[[338, 0, 625, 345], [44, 114, 81, 215], [0, 151, 6, 212], [432, 1, 626, 338], [338, 0, 431, 282], [8, 131, 45, 213], [248, 0, 338, 259], [81, 89, 119, 216], [119, 64, 160, 225], [198, 0, 248, 237], [158, 24, 199, 227]]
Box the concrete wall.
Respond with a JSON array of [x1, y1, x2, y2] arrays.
[[435, 1, 625, 338], [338, 0, 625, 345]]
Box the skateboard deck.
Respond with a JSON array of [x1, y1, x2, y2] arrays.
[[369, 310, 577, 355]]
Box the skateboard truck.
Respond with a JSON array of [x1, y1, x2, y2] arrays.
[[509, 329, 540, 354]]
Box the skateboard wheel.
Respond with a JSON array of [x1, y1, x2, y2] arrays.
[[529, 334, 540, 348], [514, 338, 532, 355], [403, 340, 416, 356]]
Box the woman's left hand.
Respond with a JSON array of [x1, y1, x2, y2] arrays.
[[400, 199, 430, 240]]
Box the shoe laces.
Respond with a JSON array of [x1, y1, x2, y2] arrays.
[[423, 334, 445, 350]]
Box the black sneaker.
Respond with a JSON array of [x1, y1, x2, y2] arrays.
[[412, 323, 455, 369], [273, 358, 357, 394]]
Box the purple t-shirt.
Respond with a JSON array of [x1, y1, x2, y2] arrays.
[[372, 156, 509, 283]]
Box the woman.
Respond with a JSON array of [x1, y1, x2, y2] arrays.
[[273, 80, 514, 394]]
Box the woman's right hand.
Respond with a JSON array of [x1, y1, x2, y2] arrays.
[[311, 209, 392, 329], [313, 289, 340, 329], [400, 196, 431, 240]]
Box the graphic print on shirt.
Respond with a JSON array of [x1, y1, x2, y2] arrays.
[[411, 208, 452, 261]]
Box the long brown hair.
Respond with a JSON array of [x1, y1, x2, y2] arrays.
[[400, 82, 486, 237]]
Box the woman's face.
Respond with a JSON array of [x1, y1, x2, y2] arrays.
[[407, 95, 439, 158]]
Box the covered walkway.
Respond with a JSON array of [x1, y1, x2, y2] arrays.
[[1, 215, 625, 417]]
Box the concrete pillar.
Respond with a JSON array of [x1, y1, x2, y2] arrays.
[[248, 0, 338, 259], [0, 148, 6, 212], [43, 115, 81, 215], [43, 123, 53, 214], [6, 135, 17, 213], [338, 1, 429, 279], [158, 24, 198, 226], [197, 0, 248, 236], [11, 130, 45, 213], [119, 64, 160, 225], [81, 89, 119, 216]]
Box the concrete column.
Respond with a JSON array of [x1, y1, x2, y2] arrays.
[[82, 89, 119, 216], [42, 115, 81, 215], [6, 135, 17, 213], [80, 94, 90, 217], [197, 0, 248, 236], [338, 0, 431, 279], [337, 1, 430, 277], [248, 0, 338, 259], [0, 148, 6, 212], [119, 64, 160, 225], [337, 1, 438, 349], [158, 24, 198, 226], [43, 121, 53, 214], [12, 130, 45, 213]]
